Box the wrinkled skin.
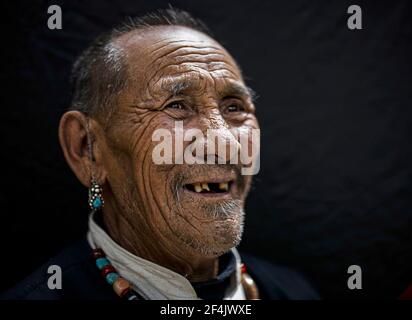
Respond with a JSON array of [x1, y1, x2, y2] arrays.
[[59, 26, 259, 281]]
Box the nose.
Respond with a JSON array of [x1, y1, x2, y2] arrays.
[[193, 109, 241, 164]]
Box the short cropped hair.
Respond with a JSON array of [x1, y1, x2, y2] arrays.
[[69, 8, 210, 120]]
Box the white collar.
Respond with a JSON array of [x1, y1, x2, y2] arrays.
[[87, 212, 245, 300]]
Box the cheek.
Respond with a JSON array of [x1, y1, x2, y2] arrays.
[[230, 120, 260, 158], [130, 116, 182, 212], [229, 120, 259, 196], [126, 113, 177, 170]]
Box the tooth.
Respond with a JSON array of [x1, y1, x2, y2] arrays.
[[202, 183, 210, 191], [194, 183, 202, 193], [219, 182, 229, 191]]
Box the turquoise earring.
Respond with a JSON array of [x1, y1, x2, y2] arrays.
[[85, 121, 103, 211], [89, 180, 104, 210]]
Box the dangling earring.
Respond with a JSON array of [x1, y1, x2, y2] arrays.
[[85, 117, 103, 211], [89, 180, 104, 211]]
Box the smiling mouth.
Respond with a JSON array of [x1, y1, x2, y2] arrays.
[[184, 181, 233, 194]]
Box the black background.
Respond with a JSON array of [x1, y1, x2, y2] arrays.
[[1, 0, 412, 299]]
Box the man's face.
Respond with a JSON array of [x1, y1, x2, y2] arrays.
[[98, 26, 259, 258]]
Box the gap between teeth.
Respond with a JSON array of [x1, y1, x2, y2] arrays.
[[192, 182, 229, 192]]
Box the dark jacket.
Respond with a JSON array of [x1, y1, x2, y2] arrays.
[[1, 239, 319, 300]]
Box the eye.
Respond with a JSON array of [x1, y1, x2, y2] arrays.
[[226, 103, 245, 113], [164, 101, 185, 110]]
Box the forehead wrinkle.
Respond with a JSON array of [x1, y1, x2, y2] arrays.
[[117, 26, 239, 74], [152, 43, 222, 60], [209, 67, 240, 80], [145, 44, 227, 73], [148, 39, 221, 55], [119, 35, 244, 105], [144, 48, 241, 93], [147, 60, 239, 90], [161, 45, 225, 59]]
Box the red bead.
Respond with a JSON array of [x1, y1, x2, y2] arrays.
[[241, 263, 247, 274], [101, 264, 116, 278], [91, 248, 105, 259]]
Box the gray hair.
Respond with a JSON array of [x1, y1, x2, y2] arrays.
[[69, 8, 211, 121]]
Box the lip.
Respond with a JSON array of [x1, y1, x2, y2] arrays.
[[183, 174, 236, 186]]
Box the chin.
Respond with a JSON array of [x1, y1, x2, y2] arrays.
[[176, 208, 245, 258]]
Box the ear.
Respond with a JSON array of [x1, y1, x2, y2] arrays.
[[58, 111, 107, 188]]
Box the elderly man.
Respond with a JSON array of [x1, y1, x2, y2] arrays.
[[2, 9, 318, 300]]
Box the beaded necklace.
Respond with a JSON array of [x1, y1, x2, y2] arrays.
[[91, 248, 260, 300]]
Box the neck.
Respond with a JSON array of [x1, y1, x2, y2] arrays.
[[185, 258, 219, 282], [100, 202, 220, 282]]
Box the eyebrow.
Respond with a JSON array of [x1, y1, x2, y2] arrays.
[[159, 78, 256, 101], [219, 82, 257, 102], [161, 79, 193, 96]]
